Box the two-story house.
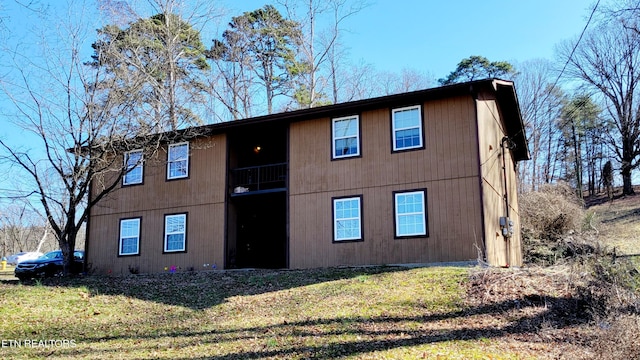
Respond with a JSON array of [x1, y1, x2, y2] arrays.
[[86, 78, 529, 274]]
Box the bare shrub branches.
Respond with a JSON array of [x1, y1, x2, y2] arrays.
[[520, 182, 584, 241]]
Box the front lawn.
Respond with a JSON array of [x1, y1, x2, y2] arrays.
[[7, 261, 633, 359], [0, 266, 543, 359]]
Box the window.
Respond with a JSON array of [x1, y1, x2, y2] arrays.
[[123, 150, 143, 185], [392, 105, 423, 151], [332, 115, 360, 159], [164, 213, 187, 252], [119, 218, 141, 256], [167, 142, 189, 180], [394, 190, 428, 238], [333, 196, 363, 242]]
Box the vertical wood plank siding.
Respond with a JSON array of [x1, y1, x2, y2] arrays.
[[88, 135, 227, 275], [288, 96, 484, 268], [476, 96, 523, 267], [87, 83, 525, 272]]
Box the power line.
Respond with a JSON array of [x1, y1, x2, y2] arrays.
[[519, 0, 603, 142], [549, 0, 601, 94], [0, 188, 38, 200], [512, 1, 602, 151]]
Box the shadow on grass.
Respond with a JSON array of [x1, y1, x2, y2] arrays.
[[52, 292, 591, 359], [601, 207, 640, 224], [1, 266, 599, 359], [5, 266, 412, 310]]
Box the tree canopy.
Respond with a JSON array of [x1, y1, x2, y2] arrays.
[[89, 12, 210, 131], [439, 55, 515, 85], [209, 5, 302, 115], [559, 94, 603, 196]]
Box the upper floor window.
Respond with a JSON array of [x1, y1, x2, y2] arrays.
[[333, 196, 363, 242], [123, 150, 143, 185], [392, 105, 423, 151], [164, 213, 187, 252], [332, 115, 360, 159], [167, 142, 189, 180], [119, 218, 141, 256], [394, 189, 428, 238]]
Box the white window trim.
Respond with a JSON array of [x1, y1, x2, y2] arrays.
[[332, 115, 360, 159], [164, 214, 187, 252], [123, 150, 144, 185], [392, 105, 423, 151], [167, 142, 189, 180], [119, 218, 140, 256], [333, 196, 362, 241], [394, 190, 427, 237]]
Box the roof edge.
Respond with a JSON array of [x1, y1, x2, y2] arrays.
[[90, 79, 529, 162], [491, 79, 530, 161]]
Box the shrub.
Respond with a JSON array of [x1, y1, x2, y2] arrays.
[[519, 183, 586, 265], [128, 265, 140, 275], [578, 256, 640, 359], [520, 182, 583, 240]]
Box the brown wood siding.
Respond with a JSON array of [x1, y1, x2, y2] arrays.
[[87, 84, 525, 272], [288, 96, 484, 268], [87, 135, 227, 274], [476, 97, 523, 267]]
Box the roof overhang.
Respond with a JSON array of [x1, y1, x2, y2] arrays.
[[490, 79, 530, 161]]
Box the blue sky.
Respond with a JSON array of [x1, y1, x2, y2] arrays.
[[221, 0, 593, 79], [351, 0, 592, 77]]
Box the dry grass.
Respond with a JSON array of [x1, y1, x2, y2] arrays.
[[587, 194, 640, 255], [465, 266, 596, 359], [465, 252, 640, 359], [3, 261, 635, 360], [2, 266, 535, 359]]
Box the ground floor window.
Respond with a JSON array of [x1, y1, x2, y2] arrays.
[[164, 213, 187, 252], [394, 189, 428, 238], [119, 218, 141, 256], [332, 196, 363, 242]]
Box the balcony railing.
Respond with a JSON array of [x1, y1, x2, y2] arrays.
[[230, 162, 287, 194]]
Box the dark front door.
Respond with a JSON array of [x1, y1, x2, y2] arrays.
[[234, 192, 287, 269]]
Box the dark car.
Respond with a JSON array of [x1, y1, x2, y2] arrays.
[[15, 250, 84, 281]]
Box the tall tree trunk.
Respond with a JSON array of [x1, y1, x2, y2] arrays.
[[168, 65, 177, 130], [545, 116, 555, 183], [571, 120, 583, 197], [330, 47, 338, 103], [308, 0, 316, 108], [266, 66, 273, 115], [621, 161, 635, 195]]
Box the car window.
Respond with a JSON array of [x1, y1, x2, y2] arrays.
[[73, 251, 84, 260], [40, 252, 61, 260]]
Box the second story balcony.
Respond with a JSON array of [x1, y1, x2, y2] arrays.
[[230, 162, 287, 195]]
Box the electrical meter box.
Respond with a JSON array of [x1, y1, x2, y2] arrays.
[[499, 216, 514, 238]]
